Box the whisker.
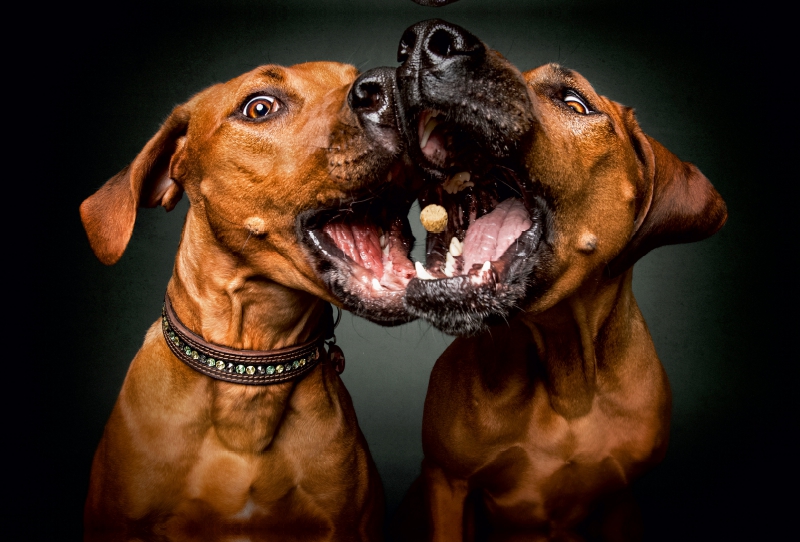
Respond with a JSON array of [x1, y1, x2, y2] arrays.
[[240, 231, 254, 251]]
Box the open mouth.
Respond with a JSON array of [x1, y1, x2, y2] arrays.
[[299, 162, 420, 325], [402, 109, 551, 335]]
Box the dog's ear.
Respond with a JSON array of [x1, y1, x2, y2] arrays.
[[79, 105, 191, 265], [606, 107, 728, 277]]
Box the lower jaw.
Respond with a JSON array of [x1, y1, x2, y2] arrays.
[[403, 220, 546, 336], [301, 220, 417, 326]]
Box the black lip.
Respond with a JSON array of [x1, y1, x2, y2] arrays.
[[403, 196, 553, 336], [297, 183, 417, 326]]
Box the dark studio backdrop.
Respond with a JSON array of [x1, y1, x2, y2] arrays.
[[40, 0, 791, 540]]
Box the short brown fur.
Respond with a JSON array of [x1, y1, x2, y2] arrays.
[[395, 64, 727, 541], [81, 62, 386, 541]]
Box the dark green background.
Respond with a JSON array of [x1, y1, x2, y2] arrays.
[[42, 1, 790, 539]]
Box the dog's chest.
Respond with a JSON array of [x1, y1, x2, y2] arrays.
[[429, 372, 662, 518]]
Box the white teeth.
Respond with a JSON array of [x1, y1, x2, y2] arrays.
[[481, 261, 491, 272], [443, 171, 474, 194], [449, 237, 463, 257], [420, 117, 440, 149], [382, 244, 390, 256], [372, 278, 382, 290], [415, 261, 435, 280], [379, 234, 386, 249], [444, 252, 456, 278]]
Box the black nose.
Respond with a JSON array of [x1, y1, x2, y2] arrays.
[[348, 67, 396, 124], [397, 19, 484, 69]]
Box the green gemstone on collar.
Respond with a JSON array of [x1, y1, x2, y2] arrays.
[[207, 358, 215, 367], [276, 364, 284, 374], [246, 366, 255, 375], [215, 360, 225, 370], [192, 351, 199, 360], [171, 336, 179, 345], [266, 365, 275, 375], [184, 346, 192, 355], [292, 360, 300, 369], [236, 364, 246, 374]]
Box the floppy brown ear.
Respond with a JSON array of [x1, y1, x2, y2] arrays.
[[79, 105, 190, 265], [606, 110, 728, 277]]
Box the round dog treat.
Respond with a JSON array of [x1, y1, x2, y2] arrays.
[[420, 204, 448, 233]]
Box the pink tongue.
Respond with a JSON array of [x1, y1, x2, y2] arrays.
[[421, 130, 447, 163], [323, 221, 384, 277], [461, 198, 532, 271]]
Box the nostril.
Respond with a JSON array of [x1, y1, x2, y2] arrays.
[[397, 29, 416, 62], [424, 23, 484, 60], [428, 29, 455, 58], [351, 81, 384, 112]]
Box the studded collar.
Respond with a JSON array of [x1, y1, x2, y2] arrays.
[[161, 293, 334, 385]]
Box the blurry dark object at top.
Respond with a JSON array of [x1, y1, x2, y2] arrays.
[[411, 0, 460, 6]]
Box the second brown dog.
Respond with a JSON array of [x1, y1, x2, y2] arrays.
[[393, 20, 727, 541]]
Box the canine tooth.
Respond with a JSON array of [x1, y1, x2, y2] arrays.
[[382, 243, 390, 256], [444, 252, 456, 277], [481, 261, 491, 272], [415, 261, 435, 280], [449, 237, 463, 256], [420, 204, 448, 233], [372, 278, 382, 290], [420, 117, 440, 149], [379, 234, 386, 249], [442, 171, 473, 195]]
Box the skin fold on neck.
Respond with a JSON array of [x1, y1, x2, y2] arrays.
[[166, 208, 327, 351], [520, 269, 640, 419], [160, 207, 331, 452]]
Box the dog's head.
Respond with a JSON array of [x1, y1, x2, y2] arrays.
[[80, 62, 422, 325], [396, 20, 728, 335]]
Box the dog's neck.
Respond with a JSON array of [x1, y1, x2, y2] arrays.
[[520, 269, 639, 419], [166, 210, 326, 352], [160, 209, 332, 452]]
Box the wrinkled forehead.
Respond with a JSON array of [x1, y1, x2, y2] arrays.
[[524, 63, 597, 97], [195, 61, 359, 118]]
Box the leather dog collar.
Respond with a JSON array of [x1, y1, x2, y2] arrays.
[[161, 294, 334, 385]]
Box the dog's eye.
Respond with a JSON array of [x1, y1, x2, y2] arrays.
[[564, 92, 590, 114], [243, 96, 280, 119]]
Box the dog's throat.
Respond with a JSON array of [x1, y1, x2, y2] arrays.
[[162, 294, 339, 385]]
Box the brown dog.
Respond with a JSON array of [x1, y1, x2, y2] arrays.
[[392, 20, 727, 541], [80, 62, 423, 540]]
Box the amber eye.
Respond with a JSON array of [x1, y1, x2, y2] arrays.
[[243, 96, 279, 119], [564, 92, 590, 114]]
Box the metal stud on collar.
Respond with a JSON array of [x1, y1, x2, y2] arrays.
[[161, 295, 326, 385]]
